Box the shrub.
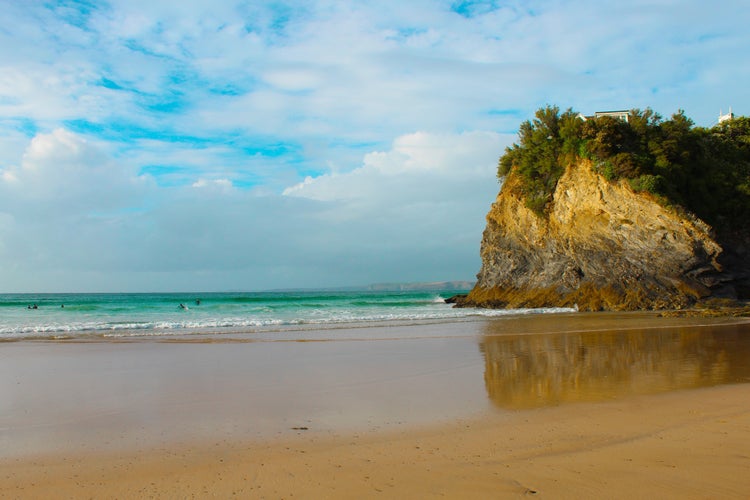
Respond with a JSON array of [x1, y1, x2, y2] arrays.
[[628, 174, 662, 194]]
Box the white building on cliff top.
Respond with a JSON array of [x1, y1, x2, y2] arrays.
[[577, 110, 630, 122], [718, 107, 734, 123], [594, 110, 630, 122]]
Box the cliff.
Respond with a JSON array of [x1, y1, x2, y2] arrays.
[[462, 159, 747, 311]]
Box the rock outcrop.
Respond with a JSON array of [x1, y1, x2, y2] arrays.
[[461, 159, 747, 311]]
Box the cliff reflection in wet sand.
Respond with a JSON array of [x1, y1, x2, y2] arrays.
[[480, 317, 750, 409]]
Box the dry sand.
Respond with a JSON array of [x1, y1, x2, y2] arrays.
[[2, 314, 750, 498]]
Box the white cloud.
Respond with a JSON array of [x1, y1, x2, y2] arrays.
[[0, 129, 147, 211], [284, 130, 503, 202], [0, 128, 504, 291], [277, 130, 505, 283], [192, 178, 233, 190]]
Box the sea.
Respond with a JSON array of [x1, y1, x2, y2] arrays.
[[0, 290, 576, 341]]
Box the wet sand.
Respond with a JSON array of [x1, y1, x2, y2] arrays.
[[2, 313, 750, 498]]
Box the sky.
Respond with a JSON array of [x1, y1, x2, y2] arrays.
[[0, 0, 748, 293]]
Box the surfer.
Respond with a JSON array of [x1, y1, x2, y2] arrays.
[[179, 303, 188, 310]]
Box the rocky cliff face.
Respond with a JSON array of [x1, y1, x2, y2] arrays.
[[462, 160, 746, 311]]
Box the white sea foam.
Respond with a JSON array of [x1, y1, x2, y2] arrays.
[[0, 308, 578, 340]]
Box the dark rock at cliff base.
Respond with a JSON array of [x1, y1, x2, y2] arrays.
[[459, 160, 749, 311], [444, 294, 468, 305]]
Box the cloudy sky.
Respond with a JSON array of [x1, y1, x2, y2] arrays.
[[0, 0, 747, 292]]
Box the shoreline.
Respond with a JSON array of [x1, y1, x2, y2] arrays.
[[2, 312, 750, 497]]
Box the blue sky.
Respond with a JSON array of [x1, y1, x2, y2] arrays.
[[0, 0, 748, 292]]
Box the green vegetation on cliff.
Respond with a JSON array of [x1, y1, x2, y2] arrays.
[[499, 105, 750, 228]]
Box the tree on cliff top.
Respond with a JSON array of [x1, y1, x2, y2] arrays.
[[498, 106, 583, 215], [498, 106, 750, 229]]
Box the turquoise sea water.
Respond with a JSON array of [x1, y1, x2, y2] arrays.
[[0, 290, 575, 340]]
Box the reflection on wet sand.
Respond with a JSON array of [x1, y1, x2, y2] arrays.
[[480, 317, 750, 409]]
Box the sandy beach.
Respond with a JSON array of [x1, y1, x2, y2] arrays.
[[2, 313, 750, 498]]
